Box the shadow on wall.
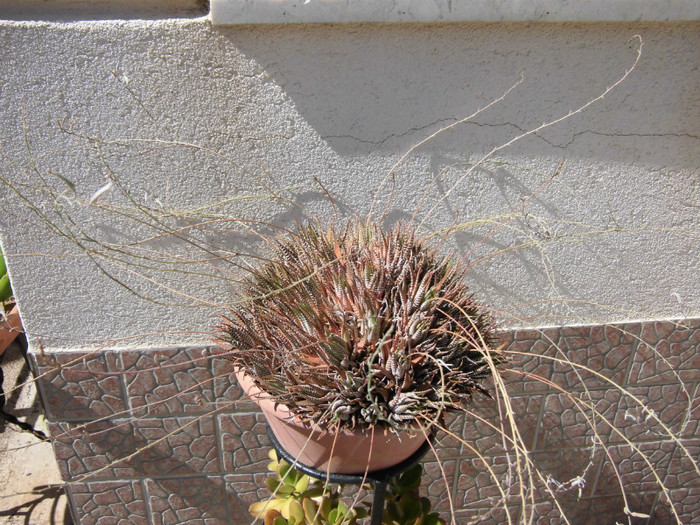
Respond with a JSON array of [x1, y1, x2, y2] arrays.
[[202, 21, 698, 328], [213, 22, 698, 170]]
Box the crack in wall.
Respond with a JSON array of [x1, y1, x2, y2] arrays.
[[322, 121, 700, 150]]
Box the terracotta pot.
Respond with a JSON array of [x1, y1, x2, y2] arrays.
[[0, 305, 22, 356], [235, 370, 428, 474]]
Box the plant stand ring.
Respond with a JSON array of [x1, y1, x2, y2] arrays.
[[267, 426, 434, 525]]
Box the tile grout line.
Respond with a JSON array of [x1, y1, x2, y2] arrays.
[[142, 478, 155, 525]]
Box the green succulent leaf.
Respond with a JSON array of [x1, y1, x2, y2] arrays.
[[294, 474, 310, 493], [0, 273, 11, 303], [267, 449, 281, 472], [319, 494, 332, 520], [280, 498, 295, 519], [282, 469, 299, 487], [398, 464, 422, 492], [278, 463, 293, 482], [288, 500, 305, 524], [300, 487, 325, 499], [302, 498, 320, 524], [422, 514, 442, 525], [266, 478, 281, 493], [402, 495, 421, 522], [277, 483, 296, 495], [385, 500, 401, 522], [328, 508, 338, 524]]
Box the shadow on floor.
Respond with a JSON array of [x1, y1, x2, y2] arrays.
[[0, 485, 72, 525]]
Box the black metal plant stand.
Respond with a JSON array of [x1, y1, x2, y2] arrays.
[[267, 427, 432, 525]]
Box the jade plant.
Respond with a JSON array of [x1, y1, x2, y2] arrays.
[[1, 248, 24, 355], [217, 219, 502, 432], [0, 251, 12, 305], [251, 449, 444, 525]]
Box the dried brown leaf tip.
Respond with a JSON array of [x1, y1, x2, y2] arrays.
[[217, 220, 502, 430]]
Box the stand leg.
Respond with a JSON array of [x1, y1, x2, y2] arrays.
[[370, 479, 387, 525]]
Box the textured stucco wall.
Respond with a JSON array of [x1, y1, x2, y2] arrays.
[[0, 18, 698, 351]]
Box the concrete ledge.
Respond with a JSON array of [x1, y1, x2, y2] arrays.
[[211, 0, 700, 25], [0, 0, 207, 21]]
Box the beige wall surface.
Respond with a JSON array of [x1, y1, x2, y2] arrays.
[[0, 18, 698, 351]]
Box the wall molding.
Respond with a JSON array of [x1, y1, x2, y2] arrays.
[[0, 0, 207, 21], [211, 0, 700, 25]]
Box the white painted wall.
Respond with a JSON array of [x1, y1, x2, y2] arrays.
[[0, 14, 697, 351]]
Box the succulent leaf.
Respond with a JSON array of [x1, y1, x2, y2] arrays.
[[302, 498, 320, 524], [288, 500, 305, 524]]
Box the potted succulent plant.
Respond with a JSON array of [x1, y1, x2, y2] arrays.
[[216, 219, 502, 476]]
